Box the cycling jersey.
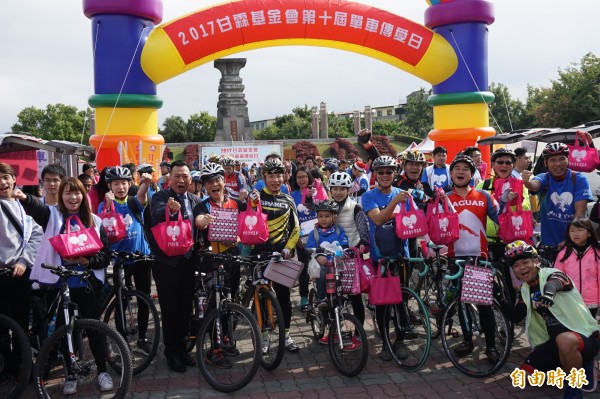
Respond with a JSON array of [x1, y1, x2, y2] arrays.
[[224, 171, 247, 199], [447, 187, 500, 258], [252, 188, 300, 254]]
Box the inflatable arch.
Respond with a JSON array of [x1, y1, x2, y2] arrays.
[[83, 0, 496, 170]]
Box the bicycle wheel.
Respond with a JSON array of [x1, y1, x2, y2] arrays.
[[382, 287, 431, 371], [252, 287, 285, 371], [440, 298, 511, 378], [33, 318, 132, 399], [196, 302, 260, 393], [103, 289, 160, 375], [328, 312, 368, 377], [0, 314, 32, 399], [416, 267, 442, 340], [308, 288, 324, 340]]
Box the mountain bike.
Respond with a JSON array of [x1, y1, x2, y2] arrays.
[[0, 266, 32, 399], [191, 251, 261, 393], [305, 246, 368, 377], [33, 263, 132, 398], [100, 251, 160, 375], [439, 258, 512, 378]]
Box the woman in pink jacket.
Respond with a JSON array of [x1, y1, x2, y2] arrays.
[[554, 217, 600, 317]]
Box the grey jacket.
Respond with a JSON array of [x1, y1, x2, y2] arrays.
[[0, 198, 42, 268]]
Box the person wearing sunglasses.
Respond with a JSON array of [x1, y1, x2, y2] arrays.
[[476, 147, 531, 303]]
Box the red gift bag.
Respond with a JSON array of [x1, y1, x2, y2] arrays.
[[99, 201, 127, 243], [352, 248, 376, 293], [426, 195, 459, 246], [568, 131, 600, 172], [49, 215, 104, 258], [497, 198, 533, 243], [369, 262, 402, 306], [395, 197, 428, 239], [492, 178, 524, 206], [151, 208, 194, 256], [238, 202, 269, 245]]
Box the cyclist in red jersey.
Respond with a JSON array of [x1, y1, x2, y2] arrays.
[[222, 157, 248, 201]]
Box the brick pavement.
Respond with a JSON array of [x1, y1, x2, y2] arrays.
[[22, 286, 596, 399]]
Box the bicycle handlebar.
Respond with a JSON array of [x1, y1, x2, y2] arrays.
[[41, 263, 93, 278]]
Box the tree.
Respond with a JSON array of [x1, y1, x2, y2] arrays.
[[403, 88, 433, 138], [160, 115, 187, 143], [12, 104, 91, 143], [526, 52, 600, 127], [187, 111, 216, 142], [487, 83, 529, 133]]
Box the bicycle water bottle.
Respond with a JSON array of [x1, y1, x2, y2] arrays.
[[198, 292, 207, 318], [442, 285, 457, 307], [48, 315, 57, 336], [326, 264, 336, 294], [334, 244, 344, 258]]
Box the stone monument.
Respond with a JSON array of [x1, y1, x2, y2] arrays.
[[364, 105, 373, 132], [353, 110, 361, 134], [311, 106, 319, 139], [214, 58, 251, 141], [319, 102, 328, 139]]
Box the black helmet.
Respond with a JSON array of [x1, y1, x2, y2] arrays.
[[200, 163, 224, 183], [491, 148, 516, 163], [137, 163, 154, 175], [105, 166, 132, 183], [315, 200, 339, 214], [372, 155, 397, 170], [505, 240, 538, 265], [542, 142, 569, 159], [450, 155, 476, 174], [160, 161, 171, 168], [261, 158, 285, 175], [191, 171, 202, 183]]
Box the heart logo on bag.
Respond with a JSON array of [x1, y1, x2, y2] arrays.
[[572, 149, 588, 162], [502, 181, 510, 194], [102, 217, 117, 231], [167, 226, 181, 241], [511, 215, 523, 230], [550, 192, 574, 212], [402, 214, 417, 229], [245, 215, 258, 230], [439, 217, 449, 232], [68, 234, 88, 246]]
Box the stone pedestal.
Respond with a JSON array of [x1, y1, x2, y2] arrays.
[[364, 105, 373, 132], [311, 107, 319, 139], [353, 111, 361, 134], [214, 58, 251, 141], [319, 102, 328, 139]]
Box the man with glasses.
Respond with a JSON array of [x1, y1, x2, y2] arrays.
[[40, 164, 66, 207]]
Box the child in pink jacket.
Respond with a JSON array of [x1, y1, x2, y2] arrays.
[[554, 217, 600, 317]]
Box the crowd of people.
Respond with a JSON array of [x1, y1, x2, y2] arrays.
[[0, 128, 599, 398]]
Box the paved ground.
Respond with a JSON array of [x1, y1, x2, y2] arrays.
[[22, 286, 598, 399]]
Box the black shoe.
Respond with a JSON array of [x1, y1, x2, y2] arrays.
[[180, 352, 196, 367], [137, 339, 153, 354], [166, 356, 187, 373], [453, 340, 474, 358], [378, 346, 392, 361], [393, 340, 409, 360], [485, 347, 500, 364]]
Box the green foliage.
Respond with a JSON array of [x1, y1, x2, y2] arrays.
[[159, 112, 216, 143], [488, 83, 529, 133], [403, 88, 433, 138], [11, 104, 91, 143], [372, 119, 409, 136], [160, 115, 187, 143], [254, 106, 311, 140], [526, 52, 600, 127]]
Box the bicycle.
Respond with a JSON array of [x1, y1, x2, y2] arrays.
[[32, 263, 133, 399], [305, 246, 368, 377], [100, 251, 160, 375], [377, 255, 431, 372], [0, 266, 32, 399], [191, 251, 261, 393], [439, 258, 512, 378]]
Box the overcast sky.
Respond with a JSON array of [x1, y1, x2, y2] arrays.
[[1, 0, 598, 133]]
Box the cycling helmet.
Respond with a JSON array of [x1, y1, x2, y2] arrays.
[[328, 171, 353, 188], [450, 155, 476, 174], [491, 148, 516, 163], [200, 162, 224, 183], [105, 166, 132, 183], [401, 149, 426, 163], [191, 171, 202, 183], [160, 161, 171, 168], [323, 162, 338, 173], [261, 158, 285, 175], [137, 164, 154, 174], [324, 158, 339, 165], [221, 157, 235, 167], [505, 240, 538, 265], [315, 200, 339, 214], [208, 155, 221, 164], [372, 155, 397, 170], [542, 142, 569, 159]]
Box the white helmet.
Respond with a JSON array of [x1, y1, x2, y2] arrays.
[[328, 171, 353, 188], [200, 162, 224, 183]]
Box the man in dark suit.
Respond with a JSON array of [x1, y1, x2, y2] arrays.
[[149, 160, 200, 373]]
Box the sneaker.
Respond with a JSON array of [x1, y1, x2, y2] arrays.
[[393, 340, 408, 360], [285, 336, 299, 353], [62, 378, 77, 396], [343, 336, 363, 352], [97, 372, 113, 392], [453, 340, 474, 358], [205, 349, 232, 369], [299, 297, 309, 312], [137, 339, 153, 354], [485, 347, 500, 365], [222, 337, 240, 356], [404, 327, 419, 340], [262, 336, 271, 355], [582, 359, 597, 393], [317, 300, 329, 311], [319, 334, 340, 345], [378, 346, 392, 361]]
